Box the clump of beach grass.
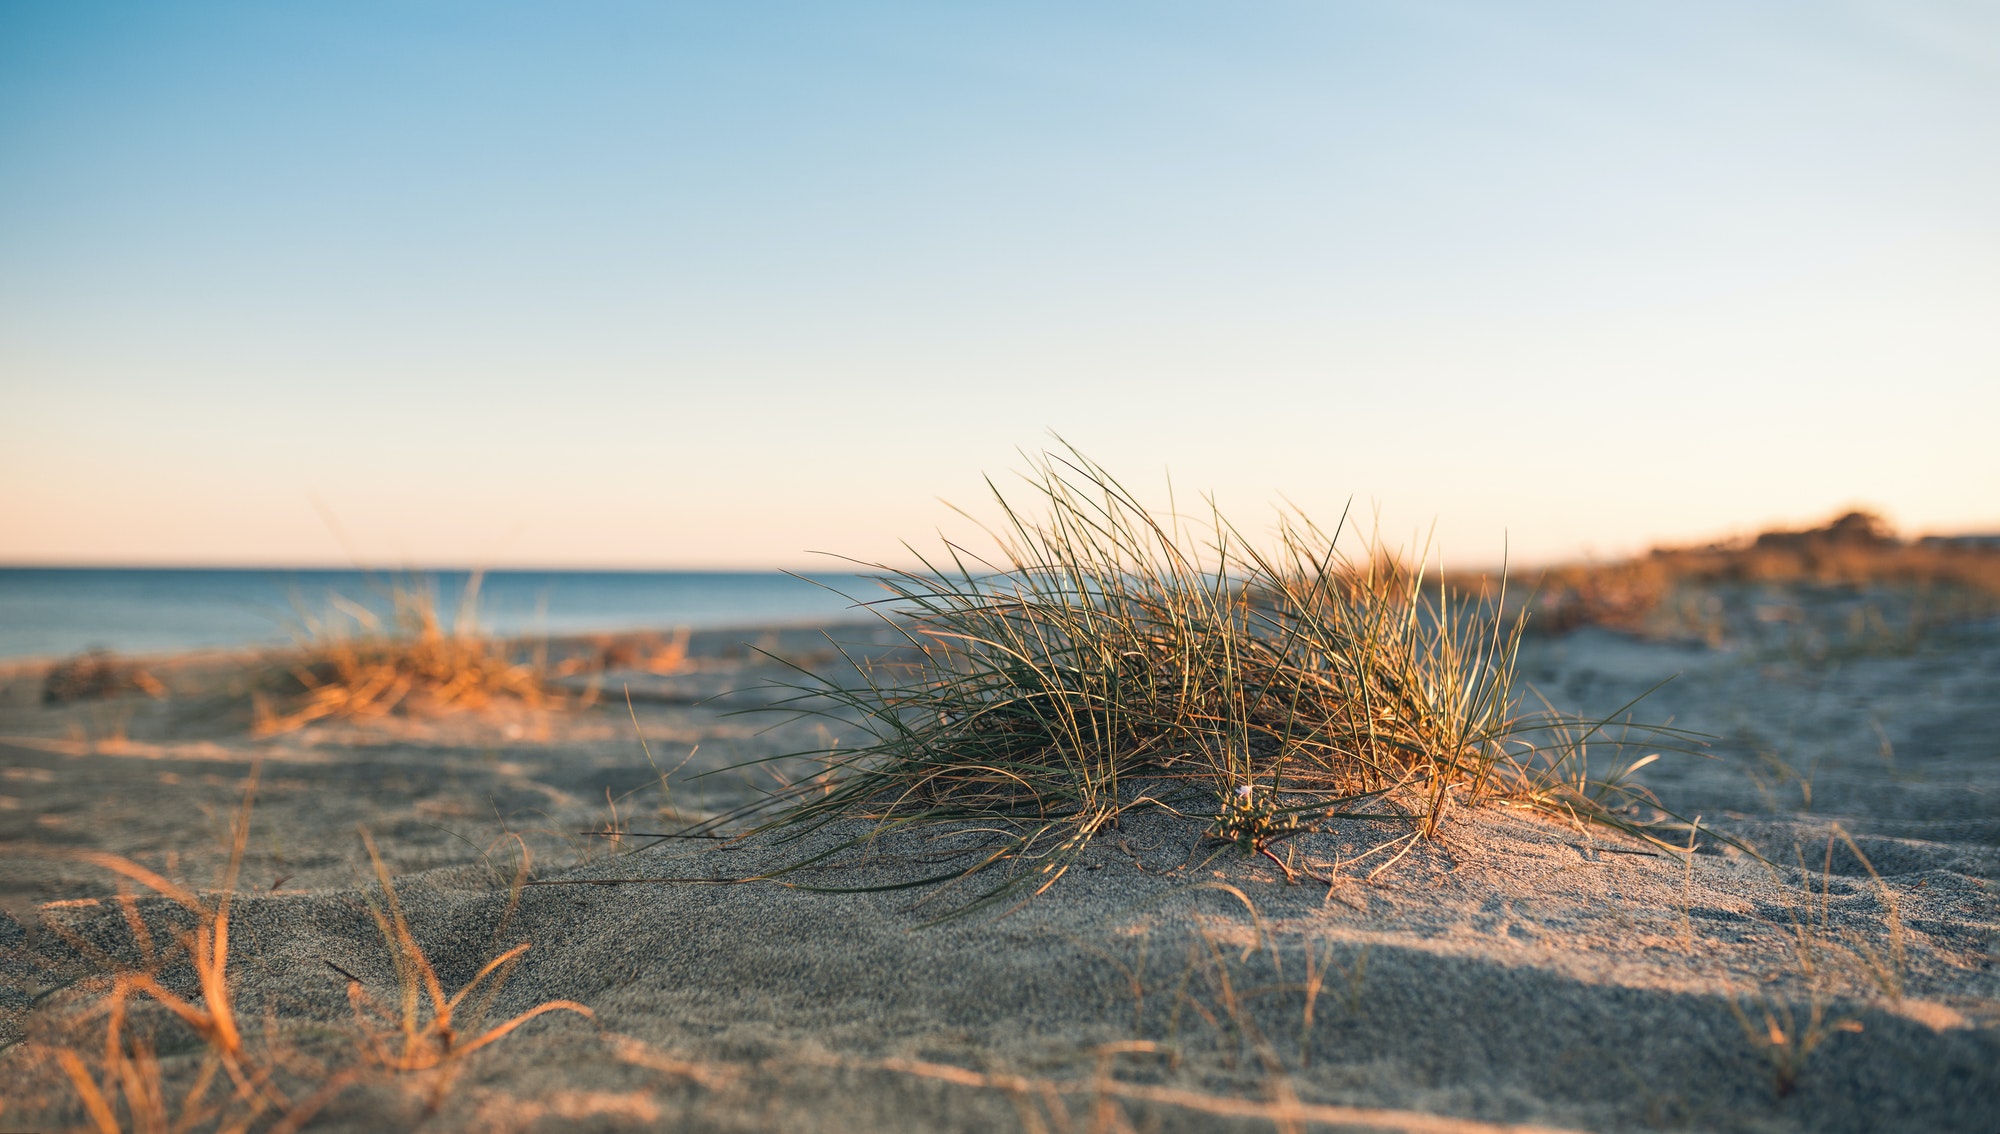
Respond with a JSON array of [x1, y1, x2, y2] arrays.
[[252, 572, 558, 736], [737, 445, 1690, 914]]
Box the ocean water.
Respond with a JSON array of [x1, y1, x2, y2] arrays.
[[0, 568, 879, 660]]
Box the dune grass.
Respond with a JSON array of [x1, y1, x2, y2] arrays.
[[729, 446, 1694, 914], [252, 572, 558, 735]]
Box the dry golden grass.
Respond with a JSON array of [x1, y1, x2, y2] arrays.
[[15, 768, 347, 1132], [332, 831, 593, 1112], [9, 767, 595, 1133], [251, 574, 558, 735], [551, 627, 692, 678]]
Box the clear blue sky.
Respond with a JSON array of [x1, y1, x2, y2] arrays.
[[3, 1, 1995, 568]]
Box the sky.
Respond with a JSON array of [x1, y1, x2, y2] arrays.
[[2, 1, 1996, 570]]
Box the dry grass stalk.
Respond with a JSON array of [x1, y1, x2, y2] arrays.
[[16, 766, 349, 1132], [335, 829, 594, 1112], [1727, 994, 1858, 1100], [1828, 826, 1905, 1002], [1722, 827, 1911, 1100], [13, 769, 595, 1132]]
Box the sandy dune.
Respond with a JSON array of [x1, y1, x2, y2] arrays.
[[3, 613, 1996, 1132]]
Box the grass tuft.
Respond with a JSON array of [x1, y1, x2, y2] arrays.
[[251, 572, 557, 735], [734, 445, 1698, 914]]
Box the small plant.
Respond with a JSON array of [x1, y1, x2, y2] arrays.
[[1157, 885, 1295, 1083], [1721, 828, 1906, 1101], [330, 831, 594, 1113], [1829, 826, 1905, 1001], [252, 572, 556, 735], [1677, 819, 1700, 954], [1768, 831, 1907, 1001], [1207, 785, 1310, 863], [1146, 886, 1368, 1095], [1728, 993, 1856, 1099]]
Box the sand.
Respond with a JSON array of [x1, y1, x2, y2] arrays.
[[3, 610, 1997, 1132]]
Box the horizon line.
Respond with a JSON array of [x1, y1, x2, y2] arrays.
[[0, 561, 882, 574]]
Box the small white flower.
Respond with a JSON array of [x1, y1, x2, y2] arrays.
[[1235, 784, 1254, 798]]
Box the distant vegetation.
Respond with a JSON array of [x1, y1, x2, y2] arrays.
[[40, 649, 165, 705], [1467, 511, 2000, 646]]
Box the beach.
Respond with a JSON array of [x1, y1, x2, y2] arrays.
[[3, 610, 1997, 1132], [10, 3, 1998, 1129]]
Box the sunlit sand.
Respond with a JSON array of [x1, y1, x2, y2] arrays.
[[4, 506, 1997, 1132]]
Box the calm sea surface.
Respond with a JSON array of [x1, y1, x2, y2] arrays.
[[0, 568, 878, 660]]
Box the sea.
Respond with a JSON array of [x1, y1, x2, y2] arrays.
[[0, 568, 882, 660]]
